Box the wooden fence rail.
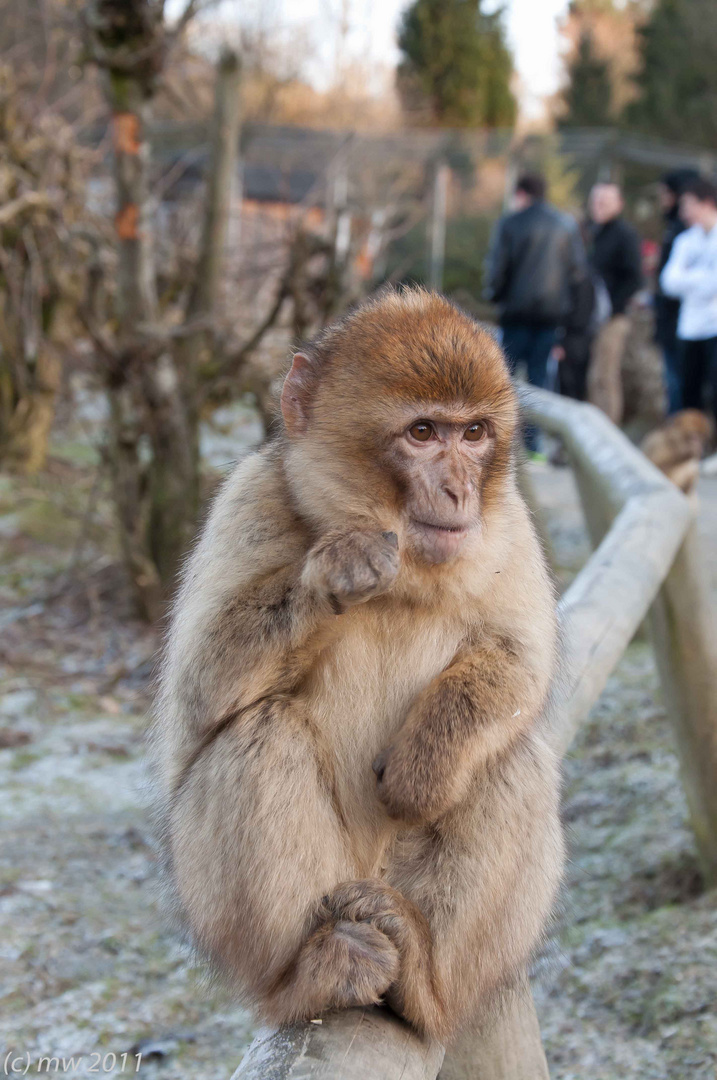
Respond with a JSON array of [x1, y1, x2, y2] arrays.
[[231, 390, 717, 1080]]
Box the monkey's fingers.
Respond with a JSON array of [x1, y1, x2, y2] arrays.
[[264, 920, 399, 1024], [306, 529, 401, 609]]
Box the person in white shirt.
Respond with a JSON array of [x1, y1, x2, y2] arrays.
[[660, 176, 717, 419]]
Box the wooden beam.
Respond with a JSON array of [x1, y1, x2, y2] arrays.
[[649, 524, 717, 884], [231, 1007, 444, 1080], [439, 984, 549, 1080], [556, 489, 689, 752], [522, 388, 717, 878]]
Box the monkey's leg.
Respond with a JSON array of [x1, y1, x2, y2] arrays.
[[168, 698, 398, 1024], [385, 733, 563, 1044]]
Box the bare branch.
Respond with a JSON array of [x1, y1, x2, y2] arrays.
[[204, 284, 288, 388], [76, 307, 120, 364], [174, 0, 201, 33], [0, 192, 51, 227], [171, 0, 221, 36]]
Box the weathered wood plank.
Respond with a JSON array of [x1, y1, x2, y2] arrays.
[[556, 489, 689, 752], [231, 1007, 444, 1080], [524, 387, 717, 878], [519, 386, 668, 510], [649, 524, 717, 883]]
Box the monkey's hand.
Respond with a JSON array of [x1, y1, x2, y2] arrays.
[[374, 640, 546, 824], [302, 529, 400, 612], [372, 722, 469, 825]]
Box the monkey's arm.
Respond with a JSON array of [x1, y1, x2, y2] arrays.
[[374, 629, 553, 824], [155, 451, 399, 786]]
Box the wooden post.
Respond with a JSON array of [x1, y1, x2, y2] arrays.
[[555, 488, 689, 752], [188, 48, 242, 319], [439, 986, 548, 1080], [570, 457, 612, 549], [515, 456, 557, 569], [649, 524, 717, 884], [429, 162, 449, 292]]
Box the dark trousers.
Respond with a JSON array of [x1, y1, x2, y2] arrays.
[[680, 336, 717, 418], [559, 332, 591, 401], [662, 338, 682, 414], [501, 320, 557, 450]]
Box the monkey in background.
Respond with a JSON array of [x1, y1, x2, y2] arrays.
[[152, 289, 564, 1056], [641, 408, 714, 494]]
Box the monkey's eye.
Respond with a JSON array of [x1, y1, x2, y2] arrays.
[[464, 421, 488, 442], [408, 421, 434, 442]]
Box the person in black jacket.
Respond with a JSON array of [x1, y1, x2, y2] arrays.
[[655, 168, 700, 414], [485, 173, 587, 454], [586, 182, 643, 424], [557, 270, 596, 401]]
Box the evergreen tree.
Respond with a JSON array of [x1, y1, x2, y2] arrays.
[[559, 30, 614, 127], [397, 0, 516, 128], [626, 0, 717, 147]]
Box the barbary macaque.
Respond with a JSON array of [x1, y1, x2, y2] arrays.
[[153, 289, 564, 1049], [641, 408, 714, 494]]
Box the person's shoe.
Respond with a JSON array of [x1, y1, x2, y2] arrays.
[[549, 444, 570, 467]]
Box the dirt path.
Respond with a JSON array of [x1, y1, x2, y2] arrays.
[[1, 456, 715, 1079]]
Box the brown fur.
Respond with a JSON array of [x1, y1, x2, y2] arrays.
[[641, 408, 714, 494], [152, 289, 564, 1047]]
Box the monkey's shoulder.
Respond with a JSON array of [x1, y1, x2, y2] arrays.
[[202, 443, 309, 558]]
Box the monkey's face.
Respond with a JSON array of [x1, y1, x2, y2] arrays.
[[383, 409, 494, 565], [281, 290, 518, 568]]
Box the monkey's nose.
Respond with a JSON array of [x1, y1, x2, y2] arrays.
[[441, 480, 472, 509]]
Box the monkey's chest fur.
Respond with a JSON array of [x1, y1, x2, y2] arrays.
[[301, 601, 463, 871]]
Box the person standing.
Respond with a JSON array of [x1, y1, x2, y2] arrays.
[[485, 172, 587, 456], [586, 182, 643, 425], [655, 168, 700, 413], [660, 176, 717, 421], [556, 266, 597, 401]]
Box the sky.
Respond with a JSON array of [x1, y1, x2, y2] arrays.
[[501, 0, 573, 117], [279, 0, 573, 119]]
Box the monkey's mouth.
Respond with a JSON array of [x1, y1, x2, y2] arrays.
[[412, 519, 470, 535], [409, 519, 472, 563]]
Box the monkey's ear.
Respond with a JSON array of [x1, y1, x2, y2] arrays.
[[281, 352, 319, 437]]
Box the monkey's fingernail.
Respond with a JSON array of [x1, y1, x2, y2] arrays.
[[372, 754, 386, 781], [381, 531, 398, 548]]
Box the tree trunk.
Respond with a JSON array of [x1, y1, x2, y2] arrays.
[[87, 6, 248, 616], [0, 279, 65, 475], [106, 378, 163, 622], [0, 340, 60, 474], [101, 59, 197, 614], [188, 49, 242, 322], [178, 48, 242, 469]]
